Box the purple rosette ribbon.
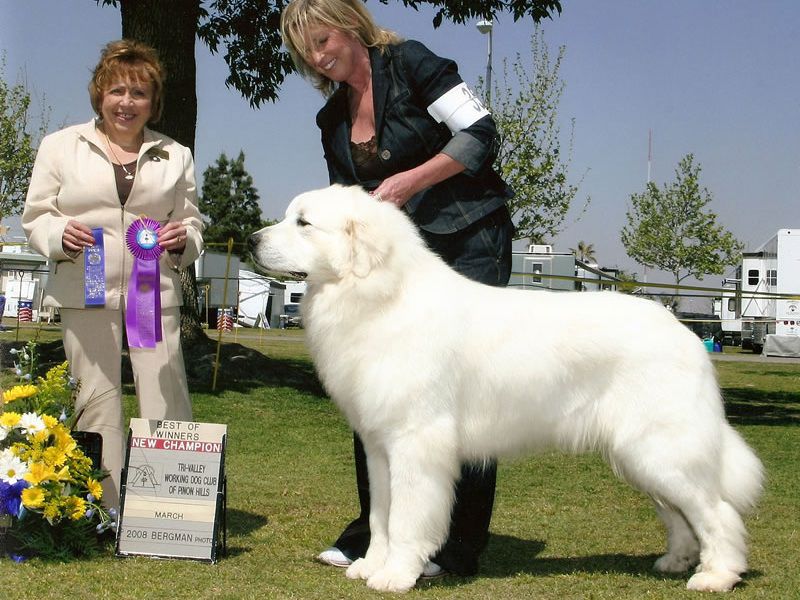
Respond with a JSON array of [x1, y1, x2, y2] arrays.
[[125, 217, 163, 348]]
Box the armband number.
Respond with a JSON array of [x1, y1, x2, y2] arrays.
[[427, 83, 490, 134]]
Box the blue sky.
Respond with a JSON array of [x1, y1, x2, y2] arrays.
[[2, 0, 798, 290]]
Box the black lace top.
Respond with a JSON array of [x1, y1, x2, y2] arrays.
[[350, 136, 382, 182]]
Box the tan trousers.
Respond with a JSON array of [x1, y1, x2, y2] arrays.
[[60, 304, 192, 510]]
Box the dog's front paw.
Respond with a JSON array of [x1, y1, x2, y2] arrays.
[[654, 552, 698, 573], [686, 570, 741, 592], [346, 557, 380, 581], [366, 566, 418, 593]]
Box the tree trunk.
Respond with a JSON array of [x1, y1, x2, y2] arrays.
[[119, 0, 206, 342]]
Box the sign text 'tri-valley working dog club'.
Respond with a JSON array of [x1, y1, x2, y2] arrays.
[[115, 418, 227, 562]]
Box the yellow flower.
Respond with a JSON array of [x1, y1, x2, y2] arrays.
[[21, 486, 45, 508], [42, 446, 68, 468], [52, 425, 77, 455], [3, 384, 38, 404], [64, 496, 87, 521], [55, 465, 71, 482], [42, 414, 58, 429], [24, 461, 56, 485], [0, 412, 21, 428], [87, 478, 103, 500], [43, 500, 61, 523]]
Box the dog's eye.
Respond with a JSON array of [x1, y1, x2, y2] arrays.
[[296, 216, 310, 227]]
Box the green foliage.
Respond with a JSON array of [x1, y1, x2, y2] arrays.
[[7, 511, 112, 561], [621, 154, 743, 286], [196, 0, 295, 108], [480, 28, 588, 244], [199, 151, 266, 249], [102, 1, 561, 108], [399, 0, 562, 28], [197, 0, 562, 106], [569, 240, 596, 263], [0, 55, 48, 220]]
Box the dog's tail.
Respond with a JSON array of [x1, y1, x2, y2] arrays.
[[720, 423, 764, 515]]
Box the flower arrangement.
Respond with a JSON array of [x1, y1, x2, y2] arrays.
[[1, 342, 115, 560]]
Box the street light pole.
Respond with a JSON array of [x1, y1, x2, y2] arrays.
[[476, 20, 493, 106]]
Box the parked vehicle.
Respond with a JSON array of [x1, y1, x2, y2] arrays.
[[715, 229, 800, 354], [281, 303, 302, 328]]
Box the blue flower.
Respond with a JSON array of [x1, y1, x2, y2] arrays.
[[0, 480, 29, 517]]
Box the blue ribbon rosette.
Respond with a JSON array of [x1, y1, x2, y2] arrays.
[[125, 217, 163, 348]]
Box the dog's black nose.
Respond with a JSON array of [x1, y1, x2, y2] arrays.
[[247, 234, 259, 253]]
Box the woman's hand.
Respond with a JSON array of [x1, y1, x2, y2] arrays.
[[371, 153, 466, 208], [371, 171, 418, 208], [158, 221, 188, 253], [62, 220, 96, 253]]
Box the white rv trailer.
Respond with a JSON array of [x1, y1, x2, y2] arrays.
[[720, 229, 800, 355]]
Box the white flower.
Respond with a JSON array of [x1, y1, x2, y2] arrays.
[[0, 425, 8, 443], [18, 412, 46, 435], [0, 448, 29, 484]]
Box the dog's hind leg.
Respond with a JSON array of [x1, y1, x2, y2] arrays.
[[365, 425, 461, 593], [644, 477, 746, 591], [346, 441, 391, 581], [679, 495, 747, 592], [652, 502, 700, 573]]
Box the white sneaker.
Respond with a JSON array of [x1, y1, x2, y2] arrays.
[[317, 547, 352, 568], [421, 561, 446, 579]]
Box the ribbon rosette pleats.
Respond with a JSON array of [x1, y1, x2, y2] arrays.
[[125, 217, 163, 348]]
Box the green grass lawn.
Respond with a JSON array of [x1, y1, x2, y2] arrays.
[[1, 327, 798, 599]]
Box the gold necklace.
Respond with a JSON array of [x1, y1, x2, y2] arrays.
[[103, 129, 139, 180]]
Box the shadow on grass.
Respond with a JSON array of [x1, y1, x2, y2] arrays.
[[227, 508, 269, 536], [219, 508, 270, 558], [432, 534, 764, 588], [722, 387, 800, 426], [477, 534, 661, 579], [181, 338, 326, 398], [5, 338, 327, 399]]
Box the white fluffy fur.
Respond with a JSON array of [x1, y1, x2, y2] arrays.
[[249, 184, 764, 593]]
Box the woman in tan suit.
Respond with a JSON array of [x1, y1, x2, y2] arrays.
[[22, 40, 203, 510]]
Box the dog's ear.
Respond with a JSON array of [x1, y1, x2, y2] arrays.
[[333, 217, 390, 279]]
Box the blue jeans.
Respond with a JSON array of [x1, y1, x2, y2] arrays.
[[335, 206, 514, 575]]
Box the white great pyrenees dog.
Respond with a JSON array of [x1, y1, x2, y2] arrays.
[[248, 184, 763, 594]]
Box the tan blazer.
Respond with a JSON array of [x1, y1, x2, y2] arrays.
[[22, 119, 203, 310]]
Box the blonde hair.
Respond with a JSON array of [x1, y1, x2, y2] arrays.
[[281, 0, 402, 96], [88, 39, 166, 123]]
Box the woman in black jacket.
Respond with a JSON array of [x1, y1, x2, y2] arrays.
[[281, 0, 514, 578]]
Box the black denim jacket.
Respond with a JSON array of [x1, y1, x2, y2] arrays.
[[316, 40, 513, 234]]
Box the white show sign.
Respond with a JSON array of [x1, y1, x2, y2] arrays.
[[116, 418, 227, 562]]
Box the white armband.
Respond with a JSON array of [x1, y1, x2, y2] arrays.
[[427, 83, 490, 134]]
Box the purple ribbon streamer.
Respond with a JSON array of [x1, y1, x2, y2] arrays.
[[125, 218, 164, 348]]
